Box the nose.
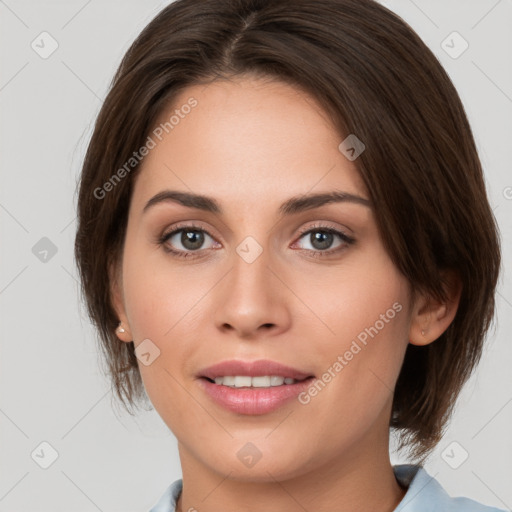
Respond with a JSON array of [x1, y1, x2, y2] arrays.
[[212, 243, 292, 339]]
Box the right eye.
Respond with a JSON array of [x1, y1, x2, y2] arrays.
[[158, 224, 220, 258]]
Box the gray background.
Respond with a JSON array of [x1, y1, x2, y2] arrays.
[[0, 0, 511, 510]]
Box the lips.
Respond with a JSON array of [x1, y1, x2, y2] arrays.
[[198, 376, 315, 414], [198, 359, 314, 382]]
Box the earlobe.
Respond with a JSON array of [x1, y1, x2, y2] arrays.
[[115, 322, 132, 342], [408, 270, 462, 346]]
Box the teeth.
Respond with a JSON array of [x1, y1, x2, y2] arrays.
[[211, 375, 298, 387], [234, 376, 252, 387]]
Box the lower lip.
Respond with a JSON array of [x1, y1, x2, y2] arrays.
[[198, 377, 315, 415]]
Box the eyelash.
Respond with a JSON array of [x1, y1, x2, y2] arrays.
[[157, 222, 356, 259]]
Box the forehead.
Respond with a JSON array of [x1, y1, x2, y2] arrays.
[[131, 77, 368, 214]]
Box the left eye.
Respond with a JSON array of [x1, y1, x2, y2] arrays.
[[294, 228, 354, 252]]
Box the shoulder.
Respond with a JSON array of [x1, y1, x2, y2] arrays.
[[393, 464, 507, 512], [148, 478, 182, 512]]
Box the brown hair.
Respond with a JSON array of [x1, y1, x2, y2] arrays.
[[74, 0, 501, 463]]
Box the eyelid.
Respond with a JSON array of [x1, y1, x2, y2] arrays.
[[295, 221, 354, 239], [160, 221, 218, 241]]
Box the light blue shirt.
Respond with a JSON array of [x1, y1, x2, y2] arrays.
[[149, 464, 507, 511]]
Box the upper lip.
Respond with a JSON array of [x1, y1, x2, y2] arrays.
[[198, 359, 314, 381]]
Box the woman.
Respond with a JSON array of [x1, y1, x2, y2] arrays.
[[74, 0, 504, 510]]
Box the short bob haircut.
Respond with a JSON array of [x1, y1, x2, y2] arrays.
[[74, 0, 501, 464]]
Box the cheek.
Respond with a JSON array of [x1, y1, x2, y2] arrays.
[[296, 250, 410, 413], [120, 246, 205, 429], [296, 247, 409, 353], [120, 239, 211, 390], [121, 233, 197, 339]]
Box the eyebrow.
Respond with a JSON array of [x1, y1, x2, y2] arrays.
[[142, 189, 371, 216]]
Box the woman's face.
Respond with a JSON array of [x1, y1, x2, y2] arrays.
[[114, 76, 414, 480]]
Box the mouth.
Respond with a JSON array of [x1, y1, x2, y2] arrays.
[[196, 359, 316, 414]]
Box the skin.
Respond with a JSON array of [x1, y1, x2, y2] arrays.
[[111, 76, 461, 512]]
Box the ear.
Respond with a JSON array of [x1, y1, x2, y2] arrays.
[[109, 259, 133, 343], [408, 269, 462, 346]]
